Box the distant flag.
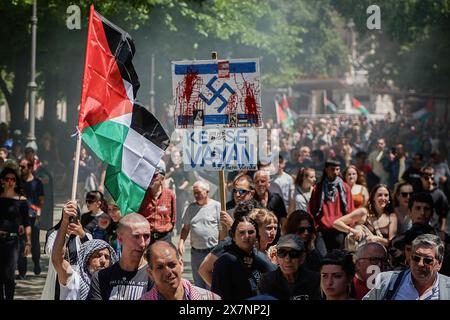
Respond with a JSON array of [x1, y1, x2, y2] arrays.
[[323, 91, 337, 113], [352, 98, 370, 115], [281, 94, 295, 129], [412, 99, 434, 122], [275, 99, 286, 124], [78, 5, 169, 214]]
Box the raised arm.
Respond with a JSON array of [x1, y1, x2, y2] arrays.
[[333, 207, 368, 241], [51, 201, 78, 286]]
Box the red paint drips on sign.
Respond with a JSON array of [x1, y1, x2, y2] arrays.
[[183, 71, 198, 105]]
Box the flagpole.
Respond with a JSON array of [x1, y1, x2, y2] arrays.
[[211, 51, 227, 211], [71, 5, 95, 202]]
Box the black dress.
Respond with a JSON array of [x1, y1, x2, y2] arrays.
[[0, 197, 29, 300]]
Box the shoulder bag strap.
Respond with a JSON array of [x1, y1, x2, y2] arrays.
[[384, 270, 407, 300]]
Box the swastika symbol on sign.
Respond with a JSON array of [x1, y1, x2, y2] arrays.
[[199, 76, 236, 113]]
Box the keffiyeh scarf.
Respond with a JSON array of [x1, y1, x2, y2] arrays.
[[316, 176, 348, 216], [76, 239, 118, 300]]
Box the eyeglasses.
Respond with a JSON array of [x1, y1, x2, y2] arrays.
[[358, 257, 387, 265], [401, 192, 413, 198], [232, 188, 250, 196], [297, 226, 314, 234], [4, 177, 16, 182], [411, 254, 434, 265], [277, 249, 302, 259]]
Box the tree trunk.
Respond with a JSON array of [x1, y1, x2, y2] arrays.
[[9, 50, 28, 131], [42, 72, 58, 135]]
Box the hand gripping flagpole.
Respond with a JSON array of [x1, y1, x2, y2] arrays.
[[71, 5, 95, 202]]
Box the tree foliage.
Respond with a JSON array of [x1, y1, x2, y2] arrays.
[[332, 0, 450, 92]]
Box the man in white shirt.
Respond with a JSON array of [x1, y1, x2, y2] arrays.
[[178, 181, 221, 289], [273, 155, 294, 211], [368, 138, 389, 185]]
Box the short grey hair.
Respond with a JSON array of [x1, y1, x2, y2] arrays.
[[411, 234, 444, 262], [193, 180, 210, 192], [254, 170, 270, 180], [355, 242, 387, 259]]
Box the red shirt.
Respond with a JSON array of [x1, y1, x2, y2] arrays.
[[139, 188, 176, 233], [308, 180, 354, 230], [352, 276, 369, 300]]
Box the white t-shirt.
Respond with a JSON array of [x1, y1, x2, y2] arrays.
[[273, 172, 294, 209], [59, 265, 81, 300], [182, 199, 221, 249]]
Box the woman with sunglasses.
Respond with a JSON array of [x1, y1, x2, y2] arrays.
[[393, 182, 413, 234], [211, 216, 273, 300], [289, 167, 316, 213], [283, 210, 324, 271], [80, 191, 107, 235], [343, 165, 369, 209], [334, 184, 397, 248], [258, 234, 321, 300], [0, 167, 30, 299], [320, 249, 355, 300]]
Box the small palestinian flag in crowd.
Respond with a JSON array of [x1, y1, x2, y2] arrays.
[[78, 5, 169, 214], [323, 90, 337, 113], [352, 97, 370, 115]]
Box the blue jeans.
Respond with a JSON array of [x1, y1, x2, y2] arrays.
[[191, 247, 213, 290]]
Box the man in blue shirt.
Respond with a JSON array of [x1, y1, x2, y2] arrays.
[[363, 234, 450, 300]]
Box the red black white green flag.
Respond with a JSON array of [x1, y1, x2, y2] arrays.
[[78, 5, 169, 213]]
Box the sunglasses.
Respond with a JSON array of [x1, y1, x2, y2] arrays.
[[297, 226, 314, 234], [411, 254, 434, 265], [232, 188, 250, 196], [401, 192, 413, 198], [421, 175, 435, 181], [277, 249, 302, 259]]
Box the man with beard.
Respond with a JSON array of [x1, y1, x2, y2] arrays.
[[308, 159, 354, 251], [364, 234, 450, 300]]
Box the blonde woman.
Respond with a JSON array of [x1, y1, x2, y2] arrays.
[[343, 165, 369, 209], [249, 208, 278, 255], [333, 184, 397, 248]]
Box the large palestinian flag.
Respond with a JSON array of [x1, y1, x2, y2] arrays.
[[78, 5, 169, 213]]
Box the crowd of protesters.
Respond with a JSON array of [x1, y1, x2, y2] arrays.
[[1, 108, 450, 300]]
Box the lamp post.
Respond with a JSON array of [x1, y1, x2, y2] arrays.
[[26, 0, 38, 151]]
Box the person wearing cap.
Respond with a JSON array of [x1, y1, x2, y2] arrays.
[[139, 160, 176, 244], [308, 159, 354, 252], [258, 234, 321, 300]]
